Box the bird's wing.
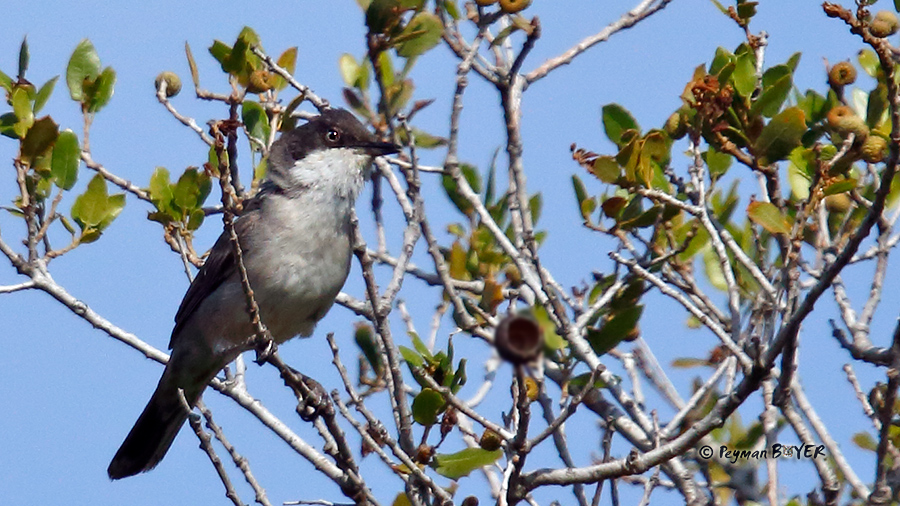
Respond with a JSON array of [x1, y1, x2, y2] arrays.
[[169, 208, 260, 348]]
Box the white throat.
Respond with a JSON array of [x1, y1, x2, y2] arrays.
[[288, 147, 369, 200]]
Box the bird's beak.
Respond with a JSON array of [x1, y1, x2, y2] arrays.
[[359, 141, 401, 157]]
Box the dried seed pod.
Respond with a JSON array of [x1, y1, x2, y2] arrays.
[[827, 62, 857, 88]]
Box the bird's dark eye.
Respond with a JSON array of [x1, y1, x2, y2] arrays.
[[326, 129, 340, 143]]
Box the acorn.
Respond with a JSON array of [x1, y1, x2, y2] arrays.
[[155, 71, 182, 97], [499, 0, 531, 14], [825, 193, 852, 214], [828, 62, 857, 88], [861, 135, 888, 163], [826, 105, 869, 141], [479, 429, 503, 451], [664, 111, 687, 139], [870, 10, 900, 38]]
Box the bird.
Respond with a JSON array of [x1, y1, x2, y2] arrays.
[[108, 108, 399, 480]]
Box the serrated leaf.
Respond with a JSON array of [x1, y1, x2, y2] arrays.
[[433, 448, 502, 480], [66, 39, 101, 102], [33, 76, 58, 114], [412, 388, 445, 425], [602, 104, 640, 147], [747, 201, 791, 235], [753, 107, 806, 165], [51, 130, 80, 190], [396, 12, 442, 58]]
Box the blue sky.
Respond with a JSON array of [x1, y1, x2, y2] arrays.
[[0, 1, 895, 505]]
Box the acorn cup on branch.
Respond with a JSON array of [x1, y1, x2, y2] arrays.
[[494, 313, 545, 365]]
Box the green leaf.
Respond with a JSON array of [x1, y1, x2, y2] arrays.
[[18, 37, 29, 79], [11, 87, 34, 133], [51, 130, 80, 190], [339, 54, 361, 88], [148, 167, 173, 205], [66, 39, 102, 102], [21, 116, 59, 163], [707, 0, 728, 15], [587, 305, 643, 355], [173, 168, 210, 211], [752, 65, 792, 118], [0, 113, 18, 139], [442, 164, 481, 217], [354, 324, 382, 376], [434, 448, 502, 480], [71, 173, 125, 233], [747, 201, 791, 235], [787, 147, 814, 200], [853, 431, 877, 451], [396, 12, 443, 58], [0, 69, 12, 92], [702, 246, 728, 291], [703, 146, 732, 178], [270, 46, 298, 90], [399, 345, 424, 367], [409, 331, 433, 361], [753, 107, 806, 165], [242, 100, 270, 144], [84, 67, 116, 113], [209, 40, 232, 69], [590, 156, 620, 183], [33, 76, 59, 114], [411, 388, 445, 425], [824, 179, 857, 196], [733, 52, 757, 97], [858, 49, 880, 78], [602, 104, 640, 147], [367, 0, 403, 35]]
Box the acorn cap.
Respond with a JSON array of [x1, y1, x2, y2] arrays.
[[494, 313, 544, 364]]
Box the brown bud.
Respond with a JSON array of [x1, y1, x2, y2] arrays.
[[155, 71, 182, 97], [871, 10, 900, 38], [494, 313, 544, 364], [861, 135, 888, 163], [440, 408, 458, 438], [824, 194, 852, 214], [479, 429, 503, 451], [828, 62, 857, 88], [415, 444, 435, 464], [827, 105, 869, 141], [247, 69, 273, 93]]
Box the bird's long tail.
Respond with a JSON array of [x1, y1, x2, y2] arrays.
[[107, 367, 204, 480]]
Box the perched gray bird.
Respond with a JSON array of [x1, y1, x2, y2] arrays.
[[108, 108, 399, 479]]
